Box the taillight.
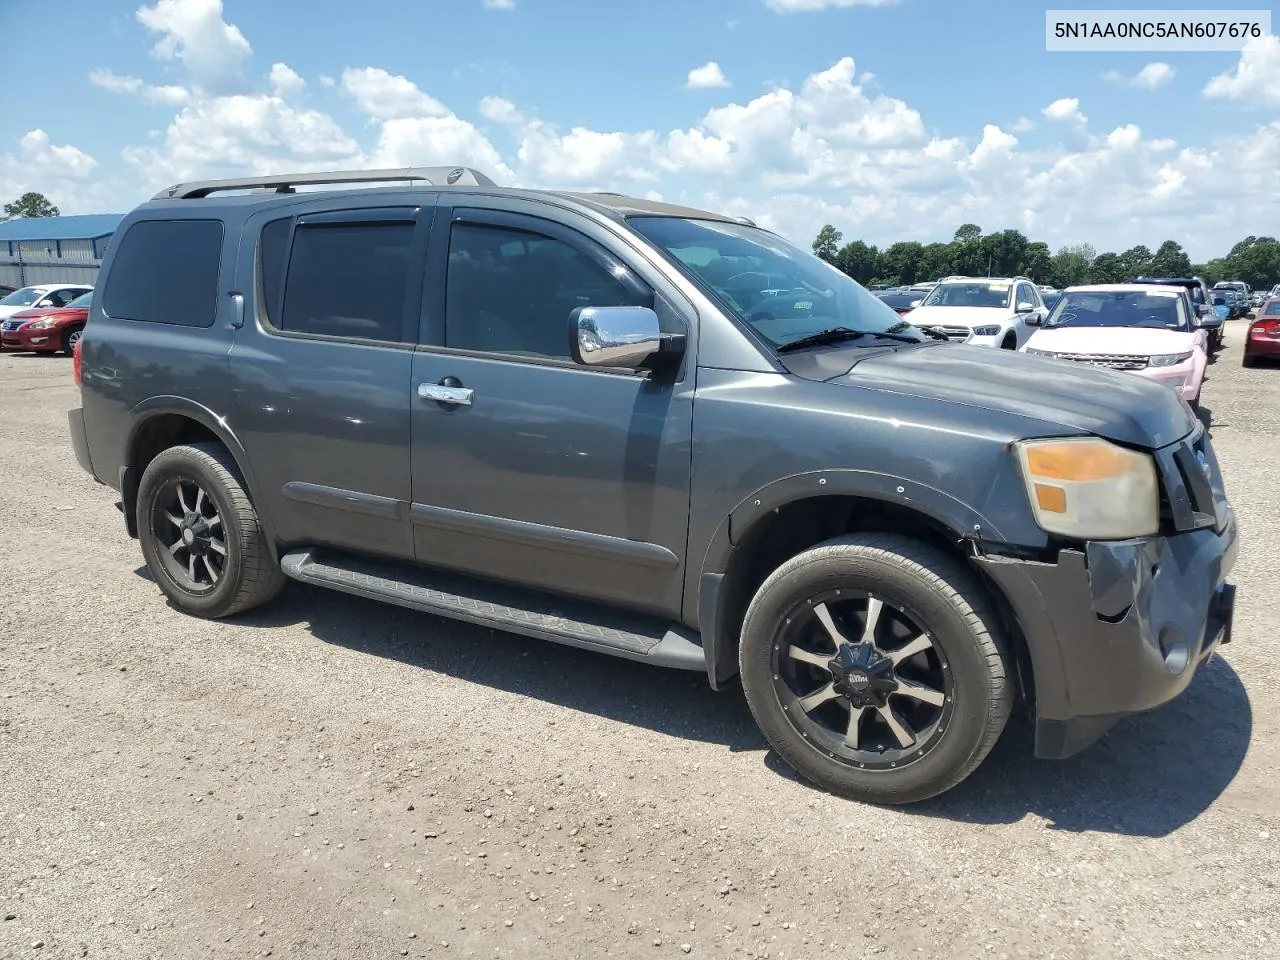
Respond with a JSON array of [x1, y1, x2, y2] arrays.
[[1251, 320, 1280, 339], [73, 336, 83, 386]]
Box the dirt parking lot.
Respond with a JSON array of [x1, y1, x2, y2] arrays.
[[1, 321, 1277, 960]]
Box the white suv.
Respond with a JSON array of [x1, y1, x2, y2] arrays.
[[904, 276, 1047, 349]]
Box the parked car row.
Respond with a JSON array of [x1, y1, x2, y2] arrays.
[[0, 283, 94, 355]]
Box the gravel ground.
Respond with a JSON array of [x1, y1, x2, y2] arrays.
[[1, 321, 1277, 960]]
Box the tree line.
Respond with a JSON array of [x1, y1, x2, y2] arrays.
[[812, 223, 1280, 291]]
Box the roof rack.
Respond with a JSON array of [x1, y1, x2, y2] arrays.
[[151, 166, 499, 201]]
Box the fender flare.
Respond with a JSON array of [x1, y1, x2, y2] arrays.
[[119, 396, 273, 543], [696, 469, 1009, 690]]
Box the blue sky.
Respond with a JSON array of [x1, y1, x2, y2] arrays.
[[2, 0, 1277, 261]]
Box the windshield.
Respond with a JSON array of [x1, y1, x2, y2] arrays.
[[0, 287, 44, 306], [628, 216, 922, 347], [1045, 290, 1190, 331], [919, 281, 1012, 309], [66, 291, 93, 309]]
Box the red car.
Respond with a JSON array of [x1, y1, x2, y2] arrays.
[[0, 290, 92, 355], [1243, 297, 1280, 367]]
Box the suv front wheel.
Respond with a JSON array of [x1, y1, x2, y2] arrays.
[[738, 533, 1014, 805], [136, 441, 285, 619]]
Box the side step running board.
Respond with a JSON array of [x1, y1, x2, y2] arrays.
[[280, 549, 706, 672]]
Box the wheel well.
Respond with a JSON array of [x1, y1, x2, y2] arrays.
[[714, 495, 1034, 709], [121, 414, 222, 537]]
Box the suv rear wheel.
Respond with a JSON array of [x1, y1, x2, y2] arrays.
[[738, 533, 1013, 805], [136, 442, 285, 618]]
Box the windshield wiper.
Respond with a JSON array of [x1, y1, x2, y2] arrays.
[[777, 326, 929, 353]]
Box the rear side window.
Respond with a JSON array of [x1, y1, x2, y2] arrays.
[[102, 219, 223, 327], [1264, 302, 1280, 317], [276, 222, 415, 343]]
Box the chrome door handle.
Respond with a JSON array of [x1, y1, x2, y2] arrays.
[[418, 382, 474, 405]]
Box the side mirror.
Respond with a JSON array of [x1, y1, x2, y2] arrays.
[[1015, 301, 1035, 314], [909, 299, 922, 308], [570, 305, 682, 369], [1024, 312, 1043, 326]]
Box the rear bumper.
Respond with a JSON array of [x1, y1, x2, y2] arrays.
[[974, 509, 1238, 759], [68, 406, 95, 478]]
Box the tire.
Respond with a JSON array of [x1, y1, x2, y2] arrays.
[[1243, 355, 1257, 368], [61, 325, 84, 356], [1000, 334, 1016, 350], [739, 533, 1013, 805], [136, 441, 285, 619]]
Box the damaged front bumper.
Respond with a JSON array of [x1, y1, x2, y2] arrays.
[[974, 504, 1238, 760]]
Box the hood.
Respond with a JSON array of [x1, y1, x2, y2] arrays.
[[905, 305, 1011, 328], [789, 343, 1193, 449], [9, 307, 65, 321], [1026, 326, 1200, 356], [0, 304, 36, 320]]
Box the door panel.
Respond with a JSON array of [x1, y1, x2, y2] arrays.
[[229, 203, 432, 560], [409, 209, 693, 617]]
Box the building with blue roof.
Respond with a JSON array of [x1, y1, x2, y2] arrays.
[[0, 213, 125, 290]]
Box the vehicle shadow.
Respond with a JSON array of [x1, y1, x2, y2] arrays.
[[143, 571, 1251, 838]]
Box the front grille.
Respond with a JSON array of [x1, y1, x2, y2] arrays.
[[1054, 353, 1149, 370], [919, 325, 971, 342], [1, 319, 27, 332]]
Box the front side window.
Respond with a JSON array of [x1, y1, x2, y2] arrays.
[[444, 222, 647, 360], [0, 287, 45, 307], [278, 221, 414, 342], [628, 216, 918, 349], [102, 219, 223, 327], [921, 281, 1013, 309], [1045, 290, 1190, 331]]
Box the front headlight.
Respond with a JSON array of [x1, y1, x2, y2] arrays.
[[1148, 351, 1192, 367], [29, 318, 57, 330], [1015, 437, 1159, 540], [972, 325, 1001, 336]]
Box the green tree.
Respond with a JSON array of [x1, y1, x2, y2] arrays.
[[812, 224, 842, 263], [953, 224, 983, 243], [834, 240, 880, 284], [878, 241, 925, 286], [1149, 240, 1192, 277], [1118, 245, 1153, 279], [2, 191, 59, 220], [1049, 245, 1091, 288], [918, 242, 955, 283], [979, 229, 1029, 277], [1023, 242, 1052, 284], [1220, 236, 1280, 288], [1087, 252, 1124, 283]]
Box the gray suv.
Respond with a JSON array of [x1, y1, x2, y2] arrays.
[[67, 167, 1238, 805]]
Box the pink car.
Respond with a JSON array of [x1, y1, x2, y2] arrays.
[[1020, 283, 1209, 409]]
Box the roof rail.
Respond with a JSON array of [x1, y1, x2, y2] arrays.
[[151, 166, 499, 201]]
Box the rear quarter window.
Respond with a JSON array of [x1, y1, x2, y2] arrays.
[[101, 219, 224, 327]]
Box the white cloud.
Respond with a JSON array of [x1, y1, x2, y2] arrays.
[[1011, 116, 1036, 132], [686, 61, 730, 89], [89, 68, 189, 105], [1041, 97, 1087, 124], [478, 95, 524, 124], [764, 0, 897, 10], [482, 0, 515, 8], [319, 75, 336, 88], [1203, 34, 1280, 106], [122, 94, 361, 186], [370, 116, 515, 180], [1102, 61, 1174, 90], [341, 67, 450, 120], [135, 0, 252, 94], [15, 130, 98, 179], [268, 63, 306, 99]]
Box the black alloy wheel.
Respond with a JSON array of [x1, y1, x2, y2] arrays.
[[772, 590, 952, 770]]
